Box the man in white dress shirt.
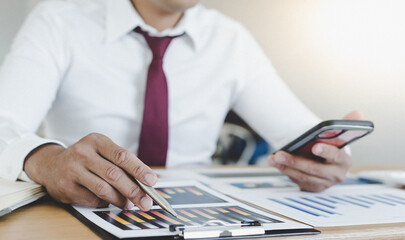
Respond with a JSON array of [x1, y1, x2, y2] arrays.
[[0, 0, 361, 211]]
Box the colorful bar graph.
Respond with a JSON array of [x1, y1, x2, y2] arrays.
[[105, 213, 139, 230], [123, 212, 144, 222], [107, 213, 130, 225], [186, 187, 203, 196], [151, 211, 182, 225], [94, 206, 279, 231], [138, 212, 155, 220], [154, 186, 226, 205], [156, 189, 171, 199], [174, 188, 185, 193], [229, 207, 250, 216], [163, 188, 176, 194], [204, 209, 218, 214], [177, 215, 191, 222], [178, 209, 197, 218], [216, 208, 229, 213], [191, 209, 215, 219]]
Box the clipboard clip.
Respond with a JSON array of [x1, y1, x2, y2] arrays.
[[169, 220, 265, 239]]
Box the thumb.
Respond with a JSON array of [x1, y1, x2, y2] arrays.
[[342, 110, 364, 120]]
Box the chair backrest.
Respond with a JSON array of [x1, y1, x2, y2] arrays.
[[213, 123, 257, 165]]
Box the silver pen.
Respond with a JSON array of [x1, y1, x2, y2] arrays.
[[134, 179, 178, 218]]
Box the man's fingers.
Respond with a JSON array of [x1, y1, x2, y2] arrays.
[[69, 185, 109, 208], [342, 110, 363, 120], [85, 153, 153, 211], [288, 172, 332, 192], [86, 133, 157, 187], [78, 169, 130, 209], [268, 151, 347, 184], [268, 160, 332, 192], [51, 182, 108, 208], [312, 143, 351, 167]]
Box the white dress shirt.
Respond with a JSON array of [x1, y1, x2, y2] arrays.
[[0, 0, 320, 182]]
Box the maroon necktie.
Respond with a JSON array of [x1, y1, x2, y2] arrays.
[[135, 27, 178, 166]]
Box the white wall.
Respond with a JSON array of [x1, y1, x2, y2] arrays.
[[201, 0, 405, 166], [1, 0, 404, 165]]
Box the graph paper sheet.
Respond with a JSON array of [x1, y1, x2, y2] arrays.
[[72, 181, 313, 239], [234, 185, 405, 227], [205, 174, 380, 195]]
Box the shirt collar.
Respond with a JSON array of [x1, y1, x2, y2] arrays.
[[105, 0, 202, 51]]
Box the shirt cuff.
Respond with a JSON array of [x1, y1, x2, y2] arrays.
[[18, 171, 36, 183], [0, 133, 65, 182]]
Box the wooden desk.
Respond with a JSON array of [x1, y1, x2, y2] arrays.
[[1, 165, 405, 240]]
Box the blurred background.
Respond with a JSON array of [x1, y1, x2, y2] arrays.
[[1, 0, 404, 165]]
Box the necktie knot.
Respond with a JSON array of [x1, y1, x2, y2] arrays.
[[135, 27, 177, 60]]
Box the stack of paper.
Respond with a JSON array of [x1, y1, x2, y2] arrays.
[[0, 179, 45, 217]]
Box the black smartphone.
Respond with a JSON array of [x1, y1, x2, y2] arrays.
[[278, 120, 374, 162]]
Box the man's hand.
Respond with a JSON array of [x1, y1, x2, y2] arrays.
[[267, 110, 363, 192], [24, 133, 157, 210]]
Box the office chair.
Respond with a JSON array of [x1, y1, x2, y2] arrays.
[[213, 123, 269, 165]]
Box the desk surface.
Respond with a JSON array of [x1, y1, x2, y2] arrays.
[[1, 165, 405, 240]]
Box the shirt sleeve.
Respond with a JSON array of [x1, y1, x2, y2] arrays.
[[0, 3, 68, 182], [232, 27, 321, 150]]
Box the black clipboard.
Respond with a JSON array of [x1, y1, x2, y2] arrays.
[[64, 204, 320, 240]]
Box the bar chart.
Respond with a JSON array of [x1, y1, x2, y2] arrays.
[[231, 181, 294, 189], [228, 177, 377, 190], [154, 186, 226, 204], [94, 206, 281, 230], [201, 171, 283, 178], [239, 187, 405, 226], [268, 191, 405, 217]]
